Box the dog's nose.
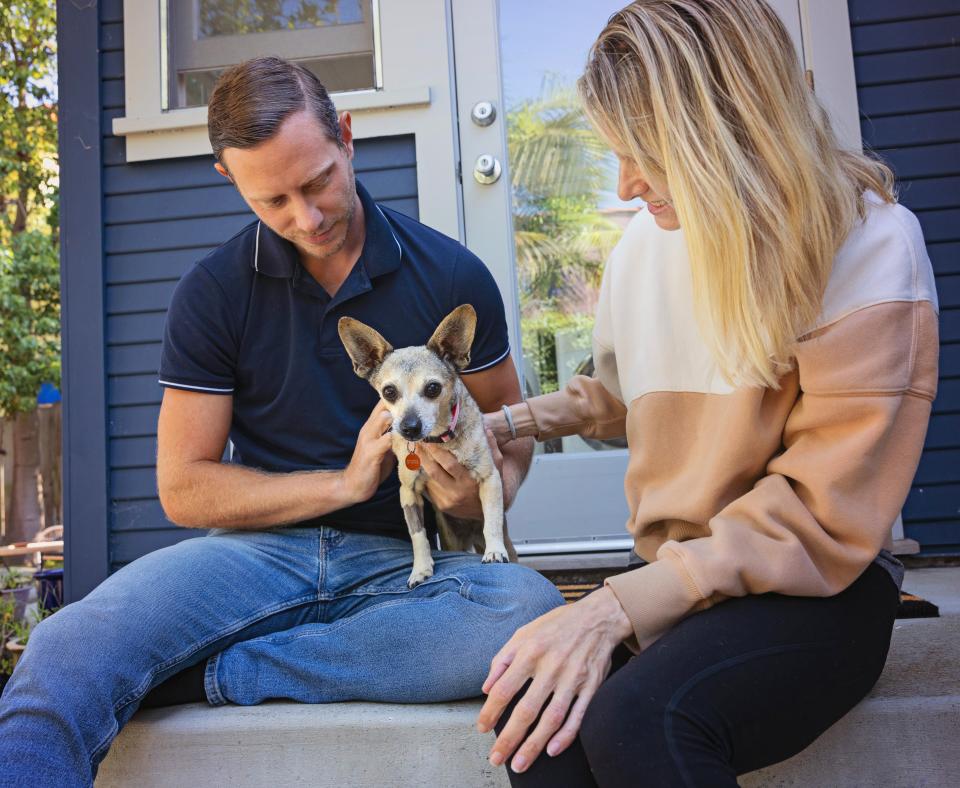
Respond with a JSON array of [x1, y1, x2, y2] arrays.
[[399, 415, 423, 440]]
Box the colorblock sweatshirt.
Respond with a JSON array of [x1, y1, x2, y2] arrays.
[[505, 193, 939, 650]]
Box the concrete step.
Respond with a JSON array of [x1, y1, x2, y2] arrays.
[[97, 569, 960, 788]]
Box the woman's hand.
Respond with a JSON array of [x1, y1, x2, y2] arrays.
[[476, 586, 634, 773]]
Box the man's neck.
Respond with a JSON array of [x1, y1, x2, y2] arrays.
[[299, 195, 366, 297]]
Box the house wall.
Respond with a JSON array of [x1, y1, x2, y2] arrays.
[[848, 0, 960, 554]]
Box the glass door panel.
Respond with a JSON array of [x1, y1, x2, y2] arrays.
[[500, 1, 639, 456]]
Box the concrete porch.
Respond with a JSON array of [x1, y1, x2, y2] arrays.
[[95, 566, 960, 787]]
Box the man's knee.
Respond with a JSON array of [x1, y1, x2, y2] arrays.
[[481, 562, 564, 622], [16, 605, 95, 676]]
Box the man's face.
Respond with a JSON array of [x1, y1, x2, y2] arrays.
[[217, 109, 359, 261]]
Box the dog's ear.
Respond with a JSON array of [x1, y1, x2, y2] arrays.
[[427, 304, 477, 371], [338, 317, 393, 379]]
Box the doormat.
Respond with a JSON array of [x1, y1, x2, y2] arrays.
[[552, 580, 939, 619]]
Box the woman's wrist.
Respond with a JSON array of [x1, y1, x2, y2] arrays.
[[585, 585, 634, 642]]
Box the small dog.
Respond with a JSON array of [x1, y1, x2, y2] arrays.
[[338, 305, 516, 588]]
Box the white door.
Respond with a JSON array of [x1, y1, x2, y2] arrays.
[[450, 0, 857, 555]]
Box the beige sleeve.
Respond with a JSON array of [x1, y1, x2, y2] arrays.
[[503, 253, 627, 441], [507, 364, 628, 442], [606, 300, 939, 649]]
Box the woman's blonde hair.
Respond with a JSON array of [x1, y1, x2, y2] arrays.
[[578, 0, 895, 387]]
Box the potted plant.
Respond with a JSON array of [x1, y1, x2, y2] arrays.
[[0, 568, 35, 621], [1, 604, 52, 693], [0, 595, 18, 695]]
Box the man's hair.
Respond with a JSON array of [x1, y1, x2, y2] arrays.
[[207, 56, 342, 162]]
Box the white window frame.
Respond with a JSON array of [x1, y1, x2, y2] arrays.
[[163, 1, 379, 110]]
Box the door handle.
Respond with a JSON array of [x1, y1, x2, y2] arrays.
[[474, 154, 502, 184]]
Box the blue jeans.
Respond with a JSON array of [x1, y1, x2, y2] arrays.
[[0, 526, 563, 787]]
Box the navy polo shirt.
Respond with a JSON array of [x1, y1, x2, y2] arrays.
[[158, 181, 510, 537]]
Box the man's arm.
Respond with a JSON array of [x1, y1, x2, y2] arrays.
[[419, 356, 534, 518], [157, 388, 395, 529]]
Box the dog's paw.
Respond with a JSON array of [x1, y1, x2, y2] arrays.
[[407, 565, 434, 588], [481, 548, 509, 564]]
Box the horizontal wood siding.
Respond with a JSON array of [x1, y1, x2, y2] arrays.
[[100, 0, 418, 571], [850, 0, 960, 553]]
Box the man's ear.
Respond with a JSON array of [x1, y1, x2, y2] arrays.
[[214, 162, 233, 183], [338, 317, 393, 379], [339, 111, 355, 160], [427, 304, 477, 371]]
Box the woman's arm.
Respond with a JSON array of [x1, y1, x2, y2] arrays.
[[486, 343, 628, 445]]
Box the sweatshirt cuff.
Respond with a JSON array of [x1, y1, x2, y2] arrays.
[[604, 555, 705, 652]]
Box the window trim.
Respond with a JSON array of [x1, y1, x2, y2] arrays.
[[115, 0, 429, 162]]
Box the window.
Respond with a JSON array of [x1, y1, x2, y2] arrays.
[[162, 0, 380, 110]]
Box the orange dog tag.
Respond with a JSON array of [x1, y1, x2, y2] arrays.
[[405, 450, 421, 471]]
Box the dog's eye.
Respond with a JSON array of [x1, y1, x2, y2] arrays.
[[423, 382, 442, 399], [382, 385, 399, 402]]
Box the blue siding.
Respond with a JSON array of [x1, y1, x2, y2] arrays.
[[89, 0, 420, 574], [850, 0, 960, 554]]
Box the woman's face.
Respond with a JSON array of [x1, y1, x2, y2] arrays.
[[617, 155, 680, 231]]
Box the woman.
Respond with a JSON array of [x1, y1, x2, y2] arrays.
[[479, 1, 939, 785]]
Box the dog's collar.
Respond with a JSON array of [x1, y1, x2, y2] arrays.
[[421, 398, 461, 444]]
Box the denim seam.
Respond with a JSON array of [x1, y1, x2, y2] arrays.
[[111, 591, 322, 715], [89, 717, 121, 772], [251, 591, 462, 645], [664, 640, 838, 787], [206, 652, 226, 706], [350, 572, 468, 597]]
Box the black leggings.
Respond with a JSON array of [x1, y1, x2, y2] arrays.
[[497, 562, 899, 787]]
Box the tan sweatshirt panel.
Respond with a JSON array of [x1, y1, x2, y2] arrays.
[[605, 300, 938, 646], [620, 383, 798, 562]]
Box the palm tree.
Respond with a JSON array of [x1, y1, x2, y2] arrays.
[[506, 81, 623, 395], [507, 83, 622, 315]]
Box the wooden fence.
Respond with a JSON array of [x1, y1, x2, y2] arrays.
[[0, 403, 62, 540]]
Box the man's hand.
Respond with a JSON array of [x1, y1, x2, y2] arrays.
[[339, 402, 396, 506], [419, 431, 504, 519]]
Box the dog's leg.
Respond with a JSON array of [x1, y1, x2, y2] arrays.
[[436, 511, 463, 553], [478, 469, 509, 563], [502, 514, 519, 563], [437, 512, 482, 554], [400, 480, 433, 588]]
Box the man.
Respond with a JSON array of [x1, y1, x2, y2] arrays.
[[0, 57, 562, 786]]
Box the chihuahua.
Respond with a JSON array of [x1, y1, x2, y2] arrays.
[[338, 305, 516, 588]]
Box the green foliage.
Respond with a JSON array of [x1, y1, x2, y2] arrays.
[[0, 230, 60, 417], [507, 83, 621, 316], [521, 312, 594, 396], [0, 584, 54, 677], [0, 0, 60, 418], [0, 594, 18, 675], [197, 0, 346, 37]]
